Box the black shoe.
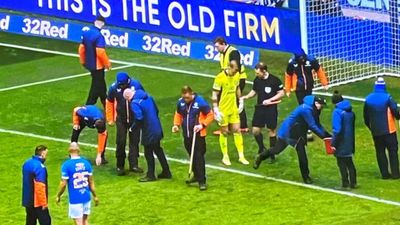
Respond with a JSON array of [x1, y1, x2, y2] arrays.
[[139, 176, 156, 182], [158, 171, 172, 179], [101, 158, 108, 165], [382, 175, 392, 180], [253, 154, 263, 170], [199, 183, 208, 191], [186, 177, 198, 185], [392, 175, 400, 179], [116, 168, 126, 176], [303, 177, 313, 184], [130, 167, 144, 173], [350, 184, 359, 189]]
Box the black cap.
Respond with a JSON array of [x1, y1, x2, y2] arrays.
[[95, 15, 106, 23], [315, 96, 327, 105], [254, 62, 268, 71], [331, 90, 343, 104]]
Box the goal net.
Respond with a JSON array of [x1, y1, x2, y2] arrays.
[[305, 0, 400, 88]]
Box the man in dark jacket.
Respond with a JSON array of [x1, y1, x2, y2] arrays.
[[123, 88, 172, 182], [331, 91, 357, 189], [22, 145, 51, 225], [254, 95, 330, 184], [364, 77, 400, 179], [106, 72, 144, 175]]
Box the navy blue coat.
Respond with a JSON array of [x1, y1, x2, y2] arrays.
[[277, 95, 328, 146], [331, 100, 355, 157], [129, 90, 163, 146], [364, 86, 400, 137]]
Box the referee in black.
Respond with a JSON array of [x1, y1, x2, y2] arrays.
[[241, 62, 284, 163]]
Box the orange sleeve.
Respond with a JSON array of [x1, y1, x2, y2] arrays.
[[316, 67, 328, 86], [73, 107, 81, 125], [199, 111, 214, 137], [78, 44, 85, 65], [97, 131, 107, 153], [284, 73, 293, 93], [105, 99, 115, 123], [173, 111, 183, 126], [96, 48, 111, 68], [34, 180, 47, 207]]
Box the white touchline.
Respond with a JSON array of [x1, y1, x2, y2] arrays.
[[0, 42, 377, 104], [0, 64, 134, 92], [1, 127, 400, 207]]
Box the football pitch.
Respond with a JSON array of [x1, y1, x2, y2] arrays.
[[2, 32, 400, 225]]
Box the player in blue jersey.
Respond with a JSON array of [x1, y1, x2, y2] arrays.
[[56, 142, 99, 225]]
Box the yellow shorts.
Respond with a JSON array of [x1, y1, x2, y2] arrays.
[[219, 111, 240, 127]]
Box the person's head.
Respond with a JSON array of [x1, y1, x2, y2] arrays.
[[181, 85, 194, 103], [123, 88, 136, 101], [254, 62, 268, 78], [95, 119, 106, 133], [94, 15, 106, 29], [68, 142, 80, 156], [314, 96, 327, 110], [214, 37, 227, 53], [331, 90, 343, 104], [35, 145, 48, 160], [227, 60, 239, 76], [294, 49, 307, 64], [374, 76, 386, 92], [116, 72, 131, 89]]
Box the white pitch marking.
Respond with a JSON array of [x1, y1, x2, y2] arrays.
[[1, 127, 400, 207]]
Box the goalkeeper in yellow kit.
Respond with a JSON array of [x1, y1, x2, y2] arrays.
[[212, 60, 249, 166]]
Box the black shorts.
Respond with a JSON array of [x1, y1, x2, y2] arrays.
[[252, 106, 278, 129]]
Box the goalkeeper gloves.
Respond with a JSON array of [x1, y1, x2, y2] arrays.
[[213, 107, 223, 123]]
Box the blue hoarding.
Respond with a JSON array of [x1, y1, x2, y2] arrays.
[[0, 0, 301, 53], [0, 12, 259, 67]]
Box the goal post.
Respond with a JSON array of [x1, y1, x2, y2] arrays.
[[302, 0, 400, 89]]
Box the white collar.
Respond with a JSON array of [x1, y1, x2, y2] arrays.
[[70, 156, 81, 159]]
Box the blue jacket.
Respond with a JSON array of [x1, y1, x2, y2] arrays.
[[107, 78, 144, 123], [175, 94, 213, 138], [22, 156, 48, 207], [332, 100, 355, 157], [130, 90, 163, 145], [75, 105, 104, 128], [80, 26, 107, 71], [277, 95, 328, 146], [364, 87, 400, 137]]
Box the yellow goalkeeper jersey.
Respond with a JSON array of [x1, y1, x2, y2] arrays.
[[213, 71, 240, 113]]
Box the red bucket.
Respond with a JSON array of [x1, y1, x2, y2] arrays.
[[324, 138, 334, 155]]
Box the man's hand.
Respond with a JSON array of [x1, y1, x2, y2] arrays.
[[238, 98, 244, 113], [95, 154, 102, 166], [213, 107, 223, 123], [107, 121, 115, 126], [73, 124, 80, 130], [331, 146, 336, 153], [193, 124, 203, 133], [93, 196, 99, 206], [105, 65, 111, 71], [285, 91, 291, 97], [323, 85, 329, 91], [172, 125, 179, 133], [240, 96, 247, 101], [262, 99, 271, 105]]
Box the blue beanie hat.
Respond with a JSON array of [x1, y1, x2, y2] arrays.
[[374, 77, 386, 92], [116, 72, 130, 85]]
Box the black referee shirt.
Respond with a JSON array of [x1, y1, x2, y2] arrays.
[[252, 73, 283, 106]]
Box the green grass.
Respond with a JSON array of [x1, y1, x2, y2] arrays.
[[2, 31, 400, 224]]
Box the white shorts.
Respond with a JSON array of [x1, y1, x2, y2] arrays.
[[69, 201, 91, 219]]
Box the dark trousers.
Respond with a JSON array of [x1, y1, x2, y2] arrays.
[[336, 157, 357, 187], [184, 136, 206, 184], [295, 90, 313, 105], [373, 133, 400, 178], [86, 69, 107, 108], [239, 78, 248, 129], [261, 138, 310, 179], [115, 120, 140, 169], [25, 207, 51, 225], [71, 122, 106, 159], [144, 141, 170, 178]]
